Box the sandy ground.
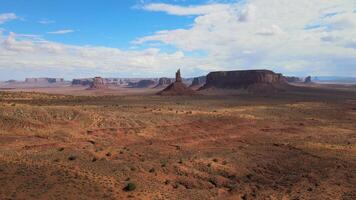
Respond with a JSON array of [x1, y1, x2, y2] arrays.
[[0, 84, 355, 200]]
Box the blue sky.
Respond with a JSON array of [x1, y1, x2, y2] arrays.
[[0, 0, 356, 80], [0, 0, 195, 48]]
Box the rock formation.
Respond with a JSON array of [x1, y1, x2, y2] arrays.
[[88, 77, 108, 89], [200, 70, 288, 92], [128, 80, 156, 88], [189, 76, 206, 88], [72, 78, 93, 86], [157, 69, 196, 95], [285, 76, 302, 83], [304, 76, 312, 83], [154, 77, 173, 88]]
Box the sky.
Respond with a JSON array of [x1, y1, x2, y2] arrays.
[[0, 0, 356, 80]]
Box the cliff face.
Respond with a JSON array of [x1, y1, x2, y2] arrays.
[[202, 70, 286, 89]]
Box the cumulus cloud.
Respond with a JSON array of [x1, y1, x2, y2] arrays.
[[136, 0, 356, 76], [47, 29, 75, 34], [256, 25, 284, 36], [142, 3, 230, 16], [238, 4, 256, 22], [0, 32, 204, 79], [1, 1, 356, 79], [0, 13, 18, 24]]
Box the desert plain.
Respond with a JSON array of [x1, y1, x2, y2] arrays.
[[0, 83, 355, 200]]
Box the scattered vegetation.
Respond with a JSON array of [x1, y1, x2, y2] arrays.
[[68, 155, 77, 161], [123, 182, 136, 192]]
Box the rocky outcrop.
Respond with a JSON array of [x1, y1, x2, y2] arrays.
[[304, 76, 312, 83], [154, 77, 174, 88], [200, 70, 287, 92], [128, 80, 156, 88], [189, 76, 206, 88], [157, 69, 196, 96], [88, 77, 108, 89]]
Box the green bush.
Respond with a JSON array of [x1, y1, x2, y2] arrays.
[[123, 182, 136, 192]]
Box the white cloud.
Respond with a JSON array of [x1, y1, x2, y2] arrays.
[[142, 3, 230, 16], [38, 19, 55, 24], [0, 13, 18, 24], [47, 29, 75, 34], [256, 25, 284, 36], [136, 0, 356, 76], [238, 4, 256, 22], [1, 1, 356, 79], [0, 32, 202, 78]]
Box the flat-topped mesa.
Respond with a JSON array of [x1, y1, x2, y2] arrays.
[[25, 78, 64, 84], [157, 69, 196, 95], [201, 69, 287, 91], [88, 77, 109, 89]]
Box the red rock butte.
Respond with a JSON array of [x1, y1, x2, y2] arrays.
[[88, 77, 109, 90], [157, 69, 196, 95], [200, 69, 289, 92]]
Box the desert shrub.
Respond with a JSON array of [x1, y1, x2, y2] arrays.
[[68, 155, 76, 161], [149, 168, 155, 173], [11, 103, 16, 106], [58, 147, 64, 151], [123, 182, 136, 192]]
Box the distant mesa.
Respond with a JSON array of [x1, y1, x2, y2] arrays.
[[189, 76, 206, 89], [304, 76, 312, 83], [72, 78, 93, 86], [128, 80, 156, 88], [157, 69, 196, 96], [25, 78, 64, 84], [88, 77, 109, 90], [154, 77, 174, 88], [200, 69, 288, 92], [285, 76, 302, 83]]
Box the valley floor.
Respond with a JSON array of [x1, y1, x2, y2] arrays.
[[0, 86, 355, 199]]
